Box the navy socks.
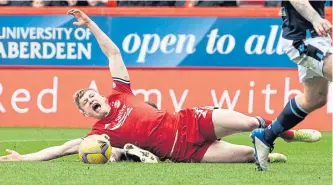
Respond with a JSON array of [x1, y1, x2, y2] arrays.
[[264, 98, 308, 144]]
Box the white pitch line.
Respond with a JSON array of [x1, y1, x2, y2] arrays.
[[0, 139, 74, 143]]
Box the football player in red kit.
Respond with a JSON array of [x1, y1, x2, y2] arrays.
[[0, 9, 321, 163]]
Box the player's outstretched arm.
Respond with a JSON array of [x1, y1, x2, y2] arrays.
[[67, 9, 130, 82], [0, 138, 82, 161], [289, 0, 332, 36]]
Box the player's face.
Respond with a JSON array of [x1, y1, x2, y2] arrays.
[[79, 90, 110, 119]]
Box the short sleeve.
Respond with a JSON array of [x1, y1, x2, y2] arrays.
[[112, 77, 133, 95]]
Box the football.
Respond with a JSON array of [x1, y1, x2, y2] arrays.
[[79, 134, 112, 164]]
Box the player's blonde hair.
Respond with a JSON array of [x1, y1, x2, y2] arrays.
[[73, 88, 97, 112]]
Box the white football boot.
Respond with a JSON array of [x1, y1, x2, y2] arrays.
[[124, 144, 159, 163]]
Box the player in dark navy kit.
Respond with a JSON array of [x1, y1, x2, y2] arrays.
[[251, 0, 332, 171]]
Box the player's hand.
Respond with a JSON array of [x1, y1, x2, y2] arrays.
[[312, 18, 332, 36], [0, 149, 23, 161], [67, 9, 91, 27]]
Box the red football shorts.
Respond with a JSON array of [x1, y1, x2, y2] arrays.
[[169, 106, 217, 162]]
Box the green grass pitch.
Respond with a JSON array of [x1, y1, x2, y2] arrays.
[[0, 128, 331, 185]]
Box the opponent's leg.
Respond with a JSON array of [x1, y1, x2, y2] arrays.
[[251, 117, 311, 142], [251, 77, 329, 171], [200, 141, 286, 163], [266, 77, 328, 143]]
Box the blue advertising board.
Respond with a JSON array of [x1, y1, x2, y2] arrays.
[[0, 15, 295, 68]]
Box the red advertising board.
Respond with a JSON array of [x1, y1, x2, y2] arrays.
[[0, 7, 331, 130], [0, 68, 331, 130]]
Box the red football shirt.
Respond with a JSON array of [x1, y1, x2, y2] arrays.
[[86, 78, 178, 159]]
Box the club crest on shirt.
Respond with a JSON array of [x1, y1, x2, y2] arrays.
[[112, 100, 121, 109]]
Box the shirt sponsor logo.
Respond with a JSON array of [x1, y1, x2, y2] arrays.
[[106, 105, 133, 130]]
